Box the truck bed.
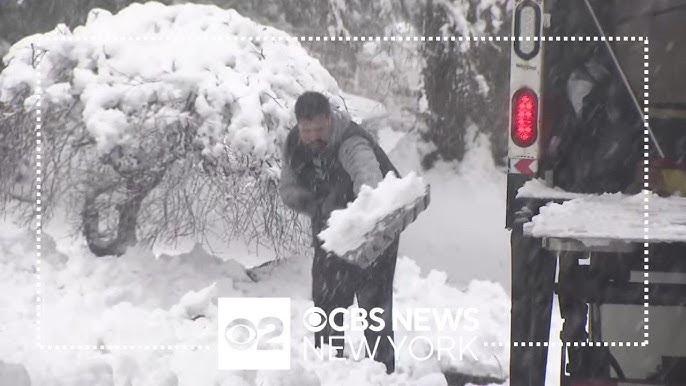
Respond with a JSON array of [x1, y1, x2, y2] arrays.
[[518, 179, 686, 245]]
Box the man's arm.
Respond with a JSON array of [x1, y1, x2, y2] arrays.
[[338, 136, 384, 195], [279, 158, 318, 217]]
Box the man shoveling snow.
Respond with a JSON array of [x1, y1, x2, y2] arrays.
[[279, 91, 429, 374]]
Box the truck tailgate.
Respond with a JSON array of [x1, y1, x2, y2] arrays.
[[518, 180, 686, 245]]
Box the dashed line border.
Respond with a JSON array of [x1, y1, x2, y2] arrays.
[[37, 35, 646, 42], [643, 37, 651, 348], [33, 35, 649, 351], [36, 57, 42, 350]]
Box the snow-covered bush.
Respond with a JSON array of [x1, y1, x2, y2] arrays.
[[0, 2, 344, 257]]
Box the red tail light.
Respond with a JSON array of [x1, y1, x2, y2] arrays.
[[511, 88, 538, 147]]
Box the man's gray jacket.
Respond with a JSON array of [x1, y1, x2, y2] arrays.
[[279, 110, 400, 240]]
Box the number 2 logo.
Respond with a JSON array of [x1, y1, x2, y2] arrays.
[[224, 317, 284, 351]]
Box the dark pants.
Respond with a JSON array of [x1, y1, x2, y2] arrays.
[[311, 237, 399, 374]]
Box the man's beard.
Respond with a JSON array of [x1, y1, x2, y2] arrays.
[[309, 140, 327, 153]]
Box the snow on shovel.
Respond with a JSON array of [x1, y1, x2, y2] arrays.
[[318, 172, 431, 269]]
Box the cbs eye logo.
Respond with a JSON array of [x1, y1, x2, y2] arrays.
[[303, 307, 328, 332], [224, 317, 284, 351], [302, 306, 385, 332]]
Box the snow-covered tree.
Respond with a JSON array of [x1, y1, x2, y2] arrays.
[[0, 0, 160, 65], [175, 0, 513, 166], [420, 0, 511, 168], [0, 2, 346, 257], [2, 0, 515, 169]]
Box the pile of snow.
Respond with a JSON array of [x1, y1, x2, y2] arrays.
[[516, 178, 586, 200], [524, 192, 686, 243], [0, 213, 510, 385], [318, 172, 428, 256], [391, 258, 509, 378], [0, 1, 342, 160]]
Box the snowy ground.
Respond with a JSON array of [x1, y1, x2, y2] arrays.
[[0, 3, 565, 382], [0, 213, 511, 385], [0, 127, 571, 385]]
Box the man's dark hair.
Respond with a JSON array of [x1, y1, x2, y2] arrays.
[[295, 91, 331, 120]]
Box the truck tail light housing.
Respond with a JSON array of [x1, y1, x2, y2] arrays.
[[511, 88, 538, 147], [514, 0, 542, 60]]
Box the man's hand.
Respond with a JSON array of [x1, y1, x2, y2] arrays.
[[279, 158, 319, 216]]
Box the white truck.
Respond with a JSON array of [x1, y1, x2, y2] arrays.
[[506, 0, 686, 385]]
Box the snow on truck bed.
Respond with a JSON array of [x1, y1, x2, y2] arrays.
[[519, 180, 686, 243], [516, 178, 587, 200]]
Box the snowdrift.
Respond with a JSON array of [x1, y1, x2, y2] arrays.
[[0, 216, 509, 385]]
